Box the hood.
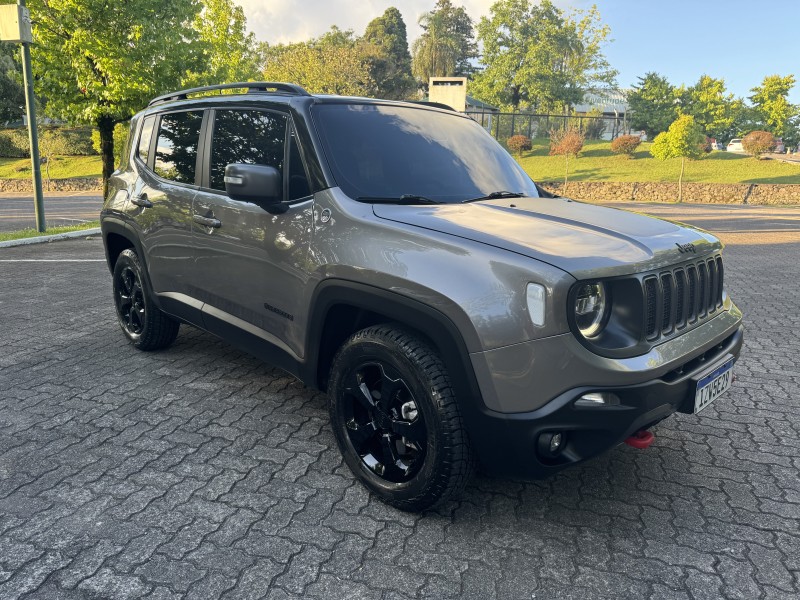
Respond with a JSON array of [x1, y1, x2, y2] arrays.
[[372, 196, 721, 279]]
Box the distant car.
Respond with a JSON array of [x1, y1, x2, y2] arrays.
[[710, 141, 724, 151], [774, 138, 785, 153], [726, 139, 744, 152]]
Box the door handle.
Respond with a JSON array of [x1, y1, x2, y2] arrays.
[[131, 193, 153, 208], [193, 214, 222, 228]]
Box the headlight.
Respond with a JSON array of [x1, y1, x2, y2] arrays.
[[526, 283, 546, 326], [574, 282, 607, 337]]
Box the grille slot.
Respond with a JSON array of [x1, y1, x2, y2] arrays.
[[687, 265, 697, 323], [697, 261, 708, 318], [642, 254, 724, 343], [675, 269, 687, 328], [661, 273, 674, 333], [644, 277, 658, 339]]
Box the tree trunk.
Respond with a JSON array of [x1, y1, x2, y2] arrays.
[[678, 156, 685, 203], [97, 116, 115, 198]]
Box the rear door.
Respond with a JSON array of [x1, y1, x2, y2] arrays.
[[132, 109, 204, 301], [190, 107, 314, 358]]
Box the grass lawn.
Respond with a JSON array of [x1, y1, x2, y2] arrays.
[[516, 139, 800, 184], [0, 155, 102, 179], [0, 220, 100, 242]]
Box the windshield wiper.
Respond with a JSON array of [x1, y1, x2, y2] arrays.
[[462, 191, 525, 203], [356, 194, 441, 205]]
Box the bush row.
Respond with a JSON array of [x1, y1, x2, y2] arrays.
[[0, 127, 97, 158]]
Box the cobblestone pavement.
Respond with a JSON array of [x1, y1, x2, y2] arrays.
[[1, 203, 799, 599]]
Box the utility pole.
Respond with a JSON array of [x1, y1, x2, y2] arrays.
[[18, 0, 45, 232], [0, 0, 45, 231]]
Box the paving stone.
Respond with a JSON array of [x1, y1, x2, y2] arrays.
[[1, 208, 799, 599]]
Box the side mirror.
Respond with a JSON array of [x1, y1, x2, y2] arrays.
[[224, 163, 283, 207]]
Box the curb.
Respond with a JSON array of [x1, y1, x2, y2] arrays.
[[0, 227, 101, 248]]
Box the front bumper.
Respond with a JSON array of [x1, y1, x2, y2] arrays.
[[465, 323, 743, 480]]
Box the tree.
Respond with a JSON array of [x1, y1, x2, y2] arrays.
[[411, 0, 478, 89], [650, 115, 706, 202], [0, 42, 24, 122], [183, 0, 265, 87], [263, 31, 380, 97], [28, 0, 204, 195], [627, 72, 677, 141], [363, 7, 415, 99], [471, 0, 616, 112], [742, 130, 775, 159], [749, 74, 797, 138], [549, 126, 584, 193], [679, 75, 736, 139]]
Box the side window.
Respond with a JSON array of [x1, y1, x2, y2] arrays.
[[288, 130, 311, 200], [154, 111, 203, 184], [137, 115, 156, 164], [210, 110, 286, 191]]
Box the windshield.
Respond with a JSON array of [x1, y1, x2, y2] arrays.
[[312, 104, 539, 203]]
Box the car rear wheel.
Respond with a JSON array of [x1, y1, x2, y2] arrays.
[[112, 248, 179, 351], [328, 325, 474, 511]]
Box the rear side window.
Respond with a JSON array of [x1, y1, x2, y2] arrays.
[[210, 109, 286, 191], [154, 111, 203, 184], [137, 116, 156, 164]]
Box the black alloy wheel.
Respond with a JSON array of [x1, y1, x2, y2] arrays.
[[111, 248, 179, 351], [115, 264, 146, 336], [341, 361, 427, 483]]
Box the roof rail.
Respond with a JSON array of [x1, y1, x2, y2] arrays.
[[148, 82, 310, 107]]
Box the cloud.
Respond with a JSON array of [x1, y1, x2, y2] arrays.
[[238, 0, 498, 45]]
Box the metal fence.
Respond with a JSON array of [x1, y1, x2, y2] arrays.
[[465, 111, 630, 142]]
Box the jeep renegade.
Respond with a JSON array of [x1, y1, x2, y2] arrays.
[[101, 82, 744, 511]]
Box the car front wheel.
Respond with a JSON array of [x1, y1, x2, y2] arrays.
[[328, 325, 474, 512]]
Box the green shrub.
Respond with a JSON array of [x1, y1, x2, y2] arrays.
[[507, 134, 532, 156], [610, 134, 642, 157], [91, 122, 129, 166], [0, 128, 30, 158], [742, 130, 775, 159]]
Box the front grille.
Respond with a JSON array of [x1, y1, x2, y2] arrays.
[[643, 255, 724, 342]]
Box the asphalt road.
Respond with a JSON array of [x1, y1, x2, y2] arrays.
[[0, 203, 799, 599], [0, 193, 103, 232]]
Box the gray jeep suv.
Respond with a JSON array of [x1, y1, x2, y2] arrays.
[[101, 82, 743, 511]]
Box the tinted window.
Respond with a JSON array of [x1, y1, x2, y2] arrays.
[[154, 111, 203, 184], [137, 115, 156, 164], [210, 110, 286, 191], [312, 104, 538, 203]]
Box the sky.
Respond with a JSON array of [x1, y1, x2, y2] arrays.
[[238, 0, 800, 103]]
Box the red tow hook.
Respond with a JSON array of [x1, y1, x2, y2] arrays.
[[625, 429, 655, 449]]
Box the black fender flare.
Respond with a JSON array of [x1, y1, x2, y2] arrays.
[[303, 279, 498, 462]]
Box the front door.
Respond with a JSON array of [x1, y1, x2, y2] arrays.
[[191, 108, 314, 359]]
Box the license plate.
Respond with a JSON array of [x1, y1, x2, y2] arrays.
[[694, 358, 734, 413]]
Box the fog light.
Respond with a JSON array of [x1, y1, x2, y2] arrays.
[[574, 392, 620, 408], [537, 431, 566, 458]]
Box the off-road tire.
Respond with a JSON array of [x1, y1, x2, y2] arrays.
[[112, 248, 179, 351], [328, 324, 474, 511]]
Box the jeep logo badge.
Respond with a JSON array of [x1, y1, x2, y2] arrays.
[[675, 242, 696, 254]]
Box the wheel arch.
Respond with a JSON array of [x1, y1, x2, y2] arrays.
[[305, 280, 483, 402]]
